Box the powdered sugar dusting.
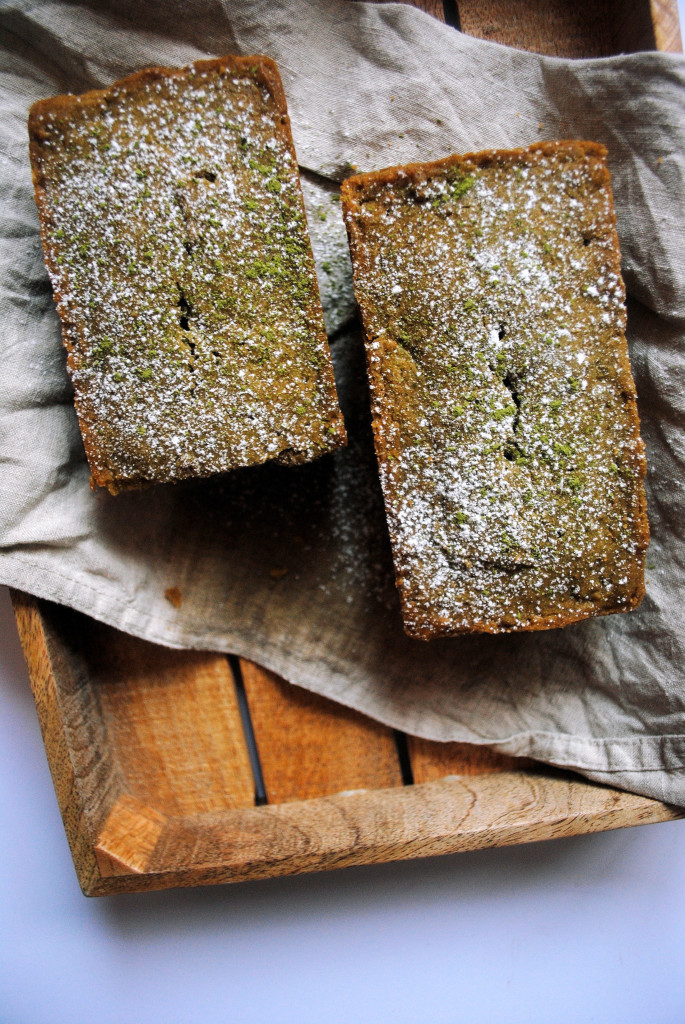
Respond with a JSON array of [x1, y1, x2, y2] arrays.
[[344, 143, 648, 637], [31, 59, 345, 491]]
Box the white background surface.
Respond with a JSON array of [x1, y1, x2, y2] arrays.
[[2, 3, 685, 1019]]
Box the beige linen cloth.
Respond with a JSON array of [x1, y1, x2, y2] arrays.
[[1, 0, 684, 804]]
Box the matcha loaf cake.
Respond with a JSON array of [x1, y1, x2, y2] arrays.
[[342, 141, 648, 638], [29, 55, 345, 494]]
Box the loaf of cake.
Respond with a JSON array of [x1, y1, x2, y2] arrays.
[[342, 141, 649, 638], [29, 56, 346, 494]]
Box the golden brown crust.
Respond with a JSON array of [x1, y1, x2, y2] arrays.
[[343, 141, 648, 638], [29, 55, 345, 494], [29, 55, 288, 131], [343, 139, 610, 199]]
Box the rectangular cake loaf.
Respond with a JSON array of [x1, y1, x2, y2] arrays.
[[29, 55, 346, 494], [342, 141, 649, 638]]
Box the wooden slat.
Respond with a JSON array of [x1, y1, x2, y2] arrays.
[[650, 0, 684, 51], [240, 660, 403, 803], [457, 0, 619, 56], [455, 0, 682, 57], [80, 623, 255, 816], [408, 735, 531, 782]]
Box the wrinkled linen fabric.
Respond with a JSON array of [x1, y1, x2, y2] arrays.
[[1, 0, 684, 804]]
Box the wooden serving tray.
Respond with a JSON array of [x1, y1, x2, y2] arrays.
[[10, 0, 684, 896]]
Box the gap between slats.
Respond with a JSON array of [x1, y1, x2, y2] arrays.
[[226, 658, 530, 807], [229, 656, 268, 806]]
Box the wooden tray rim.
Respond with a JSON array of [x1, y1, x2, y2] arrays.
[[11, 590, 683, 896]]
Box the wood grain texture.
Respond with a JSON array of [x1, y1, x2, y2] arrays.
[[9, 0, 684, 896], [455, 0, 684, 56], [240, 660, 403, 802], [650, 0, 684, 51], [80, 623, 255, 816], [94, 794, 167, 876], [87, 770, 682, 895], [457, 0, 618, 56], [13, 594, 679, 896], [11, 592, 255, 892], [11, 590, 120, 895], [409, 736, 531, 782], [611, 0, 658, 54]]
